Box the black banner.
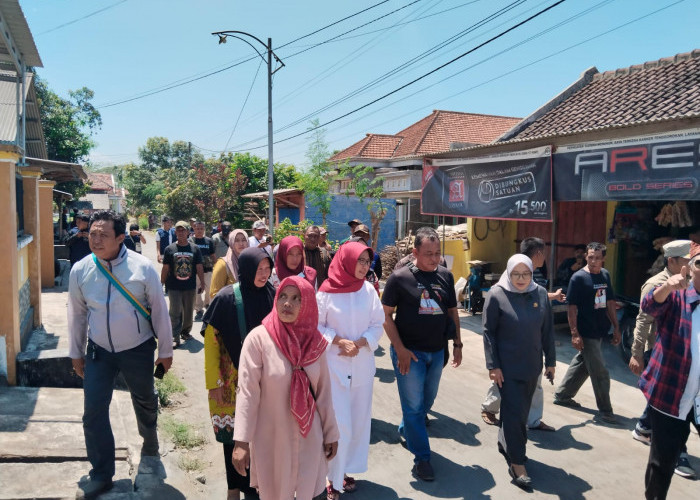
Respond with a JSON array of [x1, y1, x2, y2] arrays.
[[553, 129, 700, 201], [421, 146, 552, 221]]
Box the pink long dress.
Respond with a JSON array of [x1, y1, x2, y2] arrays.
[[234, 325, 340, 500]]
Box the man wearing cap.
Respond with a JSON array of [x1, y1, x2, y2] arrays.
[[639, 240, 700, 498], [155, 216, 175, 264], [630, 239, 696, 479], [319, 227, 332, 252], [249, 220, 273, 258], [353, 224, 383, 279], [212, 221, 232, 259], [161, 221, 205, 347], [339, 218, 363, 245], [66, 213, 92, 267]]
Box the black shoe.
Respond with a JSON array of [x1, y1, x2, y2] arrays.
[[412, 460, 435, 481], [194, 311, 203, 321], [509, 466, 532, 490], [181, 332, 193, 341], [553, 398, 582, 408], [76, 479, 113, 499]]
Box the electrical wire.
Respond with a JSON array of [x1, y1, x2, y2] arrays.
[[37, 0, 129, 36], [235, 0, 569, 152], [94, 0, 395, 109], [223, 59, 263, 152]]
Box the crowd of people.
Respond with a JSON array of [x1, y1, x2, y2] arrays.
[[66, 210, 698, 500]]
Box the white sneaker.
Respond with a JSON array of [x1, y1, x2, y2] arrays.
[[632, 428, 651, 446]]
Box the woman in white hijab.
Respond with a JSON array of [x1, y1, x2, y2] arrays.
[[482, 253, 555, 490]]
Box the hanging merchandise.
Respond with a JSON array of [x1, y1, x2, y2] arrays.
[[655, 201, 693, 227], [608, 205, 650, 245]]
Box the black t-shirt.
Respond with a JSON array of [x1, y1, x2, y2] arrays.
[[381, 265, 457, 352], [191, 236, 215, 272], [163, 242, 203, 290], [124, 234, 142, 253], [566, 268, 614, 338]]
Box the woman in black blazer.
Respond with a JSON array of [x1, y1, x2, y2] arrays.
[[483, 253, 556, 489]]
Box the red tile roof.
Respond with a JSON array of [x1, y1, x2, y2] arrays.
[[330, 110, 521, 162], [88, 172, 114, 193], [511, 50, 700, 140]]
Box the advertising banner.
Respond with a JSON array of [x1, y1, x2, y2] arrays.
[[553, 129, 700, 201], [421, 146, 552, 221]]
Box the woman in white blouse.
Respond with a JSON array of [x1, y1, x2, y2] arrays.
[[316, 241, 385, 499]]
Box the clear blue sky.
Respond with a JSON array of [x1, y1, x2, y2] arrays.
[[22, 0, 698, 170]]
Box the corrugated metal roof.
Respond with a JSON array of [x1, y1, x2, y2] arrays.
[[0, 69, 47, 158], [0, 1, 42, 68]]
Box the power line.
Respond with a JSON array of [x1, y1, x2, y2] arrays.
[[223, 59, 263, 152], [272, 1, 527, 136], [237, 0, 569, 152], [38, 0, 129, 36], [94, 0, 394, 109]]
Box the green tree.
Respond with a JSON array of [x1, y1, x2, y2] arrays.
[[121, 162, 165, 215], [338, 163, 389, 251], [297, 119, 334, 224], [34, 75, 102, 197]]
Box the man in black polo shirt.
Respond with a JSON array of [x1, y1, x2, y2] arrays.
[[381, 226, 462, 482], [66, 213, 92, 267], [161, 221, 205, 347]]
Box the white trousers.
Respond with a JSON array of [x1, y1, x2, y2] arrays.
[[327, 380, 374, 488], [481, 373, 544, 428]]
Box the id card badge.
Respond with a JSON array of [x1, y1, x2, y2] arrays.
[[694, 396, 700, 425]]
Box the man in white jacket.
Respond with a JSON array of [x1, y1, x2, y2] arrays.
[[68, 210, 173, 499]]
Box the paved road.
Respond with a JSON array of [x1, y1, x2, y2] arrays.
[[68, 232, 700, 499]]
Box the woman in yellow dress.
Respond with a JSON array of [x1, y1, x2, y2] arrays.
[[202, 248, 274, 499], [209, 229, 249, 298]]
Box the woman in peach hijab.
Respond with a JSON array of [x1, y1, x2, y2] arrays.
[[232, 276, 339, 500]]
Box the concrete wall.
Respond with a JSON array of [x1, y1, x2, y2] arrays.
[[305, 195, 397, 250]]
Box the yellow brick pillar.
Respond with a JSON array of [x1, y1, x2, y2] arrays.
[[39, 180, 56, 288], [0, 153, 21, 385], [21, 168, 42, 327]]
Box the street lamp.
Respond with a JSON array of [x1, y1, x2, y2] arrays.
[[213, 30, 285, 236]]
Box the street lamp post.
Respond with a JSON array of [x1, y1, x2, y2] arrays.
[[213, 31, 284, 236]]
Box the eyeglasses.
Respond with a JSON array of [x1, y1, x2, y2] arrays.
[[510, 271, 532, 280], [357, 258, 371, 267]]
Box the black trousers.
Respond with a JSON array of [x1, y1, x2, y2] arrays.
[[498, 376, 538, 465], [645, 406, 699, 500], [222, 443, 253, 492]]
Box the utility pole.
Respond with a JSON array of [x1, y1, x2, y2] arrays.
[[213, 31, 284, 236]]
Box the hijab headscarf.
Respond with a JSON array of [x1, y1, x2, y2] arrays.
[[319, 241, 373, 294], [275, 236, 316, 287], [202, 247, 274, 368], [494, 253, 538, 293], [223, 229, 249, 281], [262, 276, 328, 437]]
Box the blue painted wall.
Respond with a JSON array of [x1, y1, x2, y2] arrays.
[[278, 207, 300, 225], [304, 195, 396, 250]]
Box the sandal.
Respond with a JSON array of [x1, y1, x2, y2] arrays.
[[481, 410, 500, 426], [343, 476, 357, 493], [326, 484, 340, 500]]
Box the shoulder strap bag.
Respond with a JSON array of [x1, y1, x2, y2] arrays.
[[232, 282, 248, 342], [92, 253, 153, 326]]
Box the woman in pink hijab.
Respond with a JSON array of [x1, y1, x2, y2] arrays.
[[271, 235, 317, 289], [232, 276, 339, 500]]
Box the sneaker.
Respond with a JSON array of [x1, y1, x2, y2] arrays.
[[76, 478, 113, 500], [675, 454, 696, 479], [632, 428, 651, 446], [194, 311, 204, 321], [412, 460, 434, 481]]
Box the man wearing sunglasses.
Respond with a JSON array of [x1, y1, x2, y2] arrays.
[[554, 242, 621, 425], [640, 241, 700, 499]]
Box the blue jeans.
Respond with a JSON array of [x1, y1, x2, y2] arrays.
[[390, 346, 444, 463], [83, 338, 159, 481]]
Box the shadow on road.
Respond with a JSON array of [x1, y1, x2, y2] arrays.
[[428, 409, 482, 447], [410, 451, 496, 499], [526, 458, 593, 499], [529, 420, 593, 452], [375, 367, 396, 384], [370, 417, 401, 445], [177, 337, 204, 354]]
